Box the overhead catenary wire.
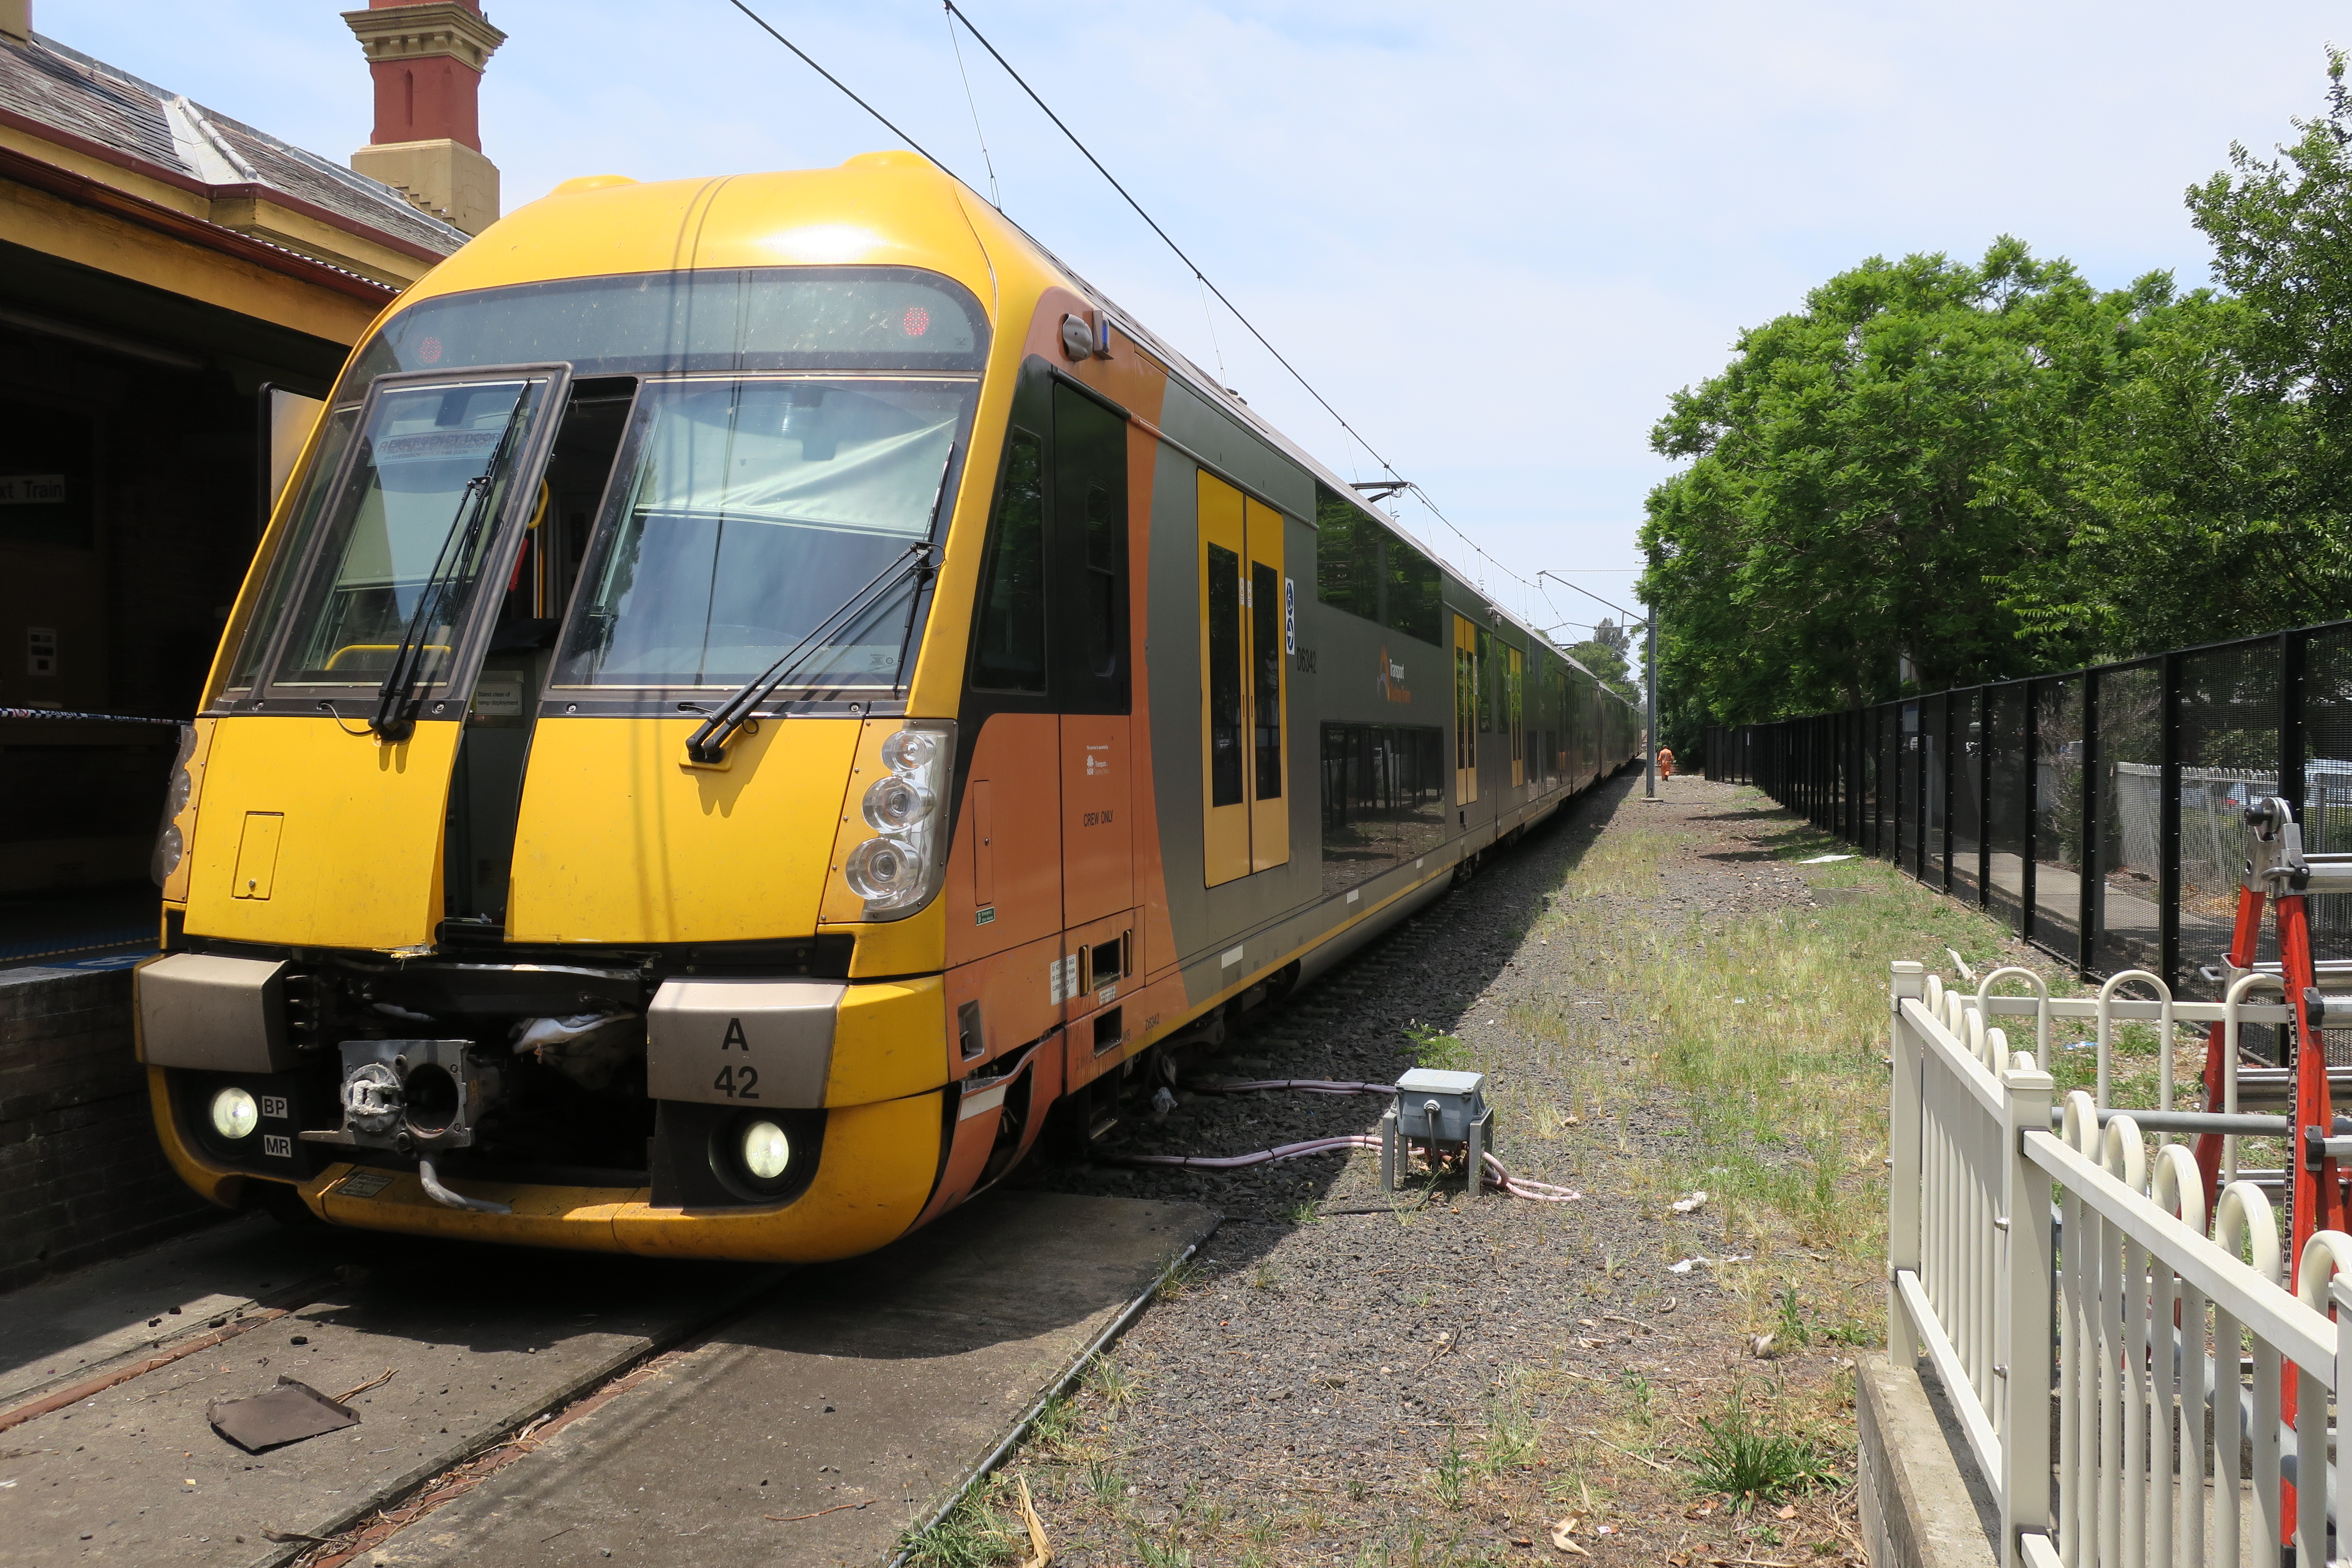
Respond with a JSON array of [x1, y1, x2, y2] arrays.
[[937, 3, 1551, 602], [723, 0, 1551, 619], [938, 1, 1406, 480], [942, 7, 1001, 208], [1538, 568, 1645, 628], [721, 0, 959, 179]]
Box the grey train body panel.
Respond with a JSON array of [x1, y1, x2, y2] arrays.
[[1127, 363, 1642, 1021]]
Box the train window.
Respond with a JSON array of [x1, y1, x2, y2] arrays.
[[1452, 614, 1479, 806], [1384, 539, 1441, 646], [1252, 562, 1283, 800], [226, 404, 360, 691], [1081, 486, 1118, 677], [1200, 475, 1249, 885], [1206, 544, 1244, 808], [346, 267, 989, 382], [1476, 629, 1496, 734], [1049, 383, 1127, 710], [269, 371, 563, 690], [555, 378, 977, 692], [1244, 499, 1289, 872], [1319, 723, 1446, 897], [1314, 485, 1381, 622], [971, 429, 1048, 693], [1310, 483, 1440, 648], [1507, 645, 1525, 788]]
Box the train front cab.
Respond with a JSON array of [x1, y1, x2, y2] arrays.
[[136, 165, 1052, 1261]]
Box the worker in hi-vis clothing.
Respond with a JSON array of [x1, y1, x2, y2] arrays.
[[1657, 745, 1675, 780]]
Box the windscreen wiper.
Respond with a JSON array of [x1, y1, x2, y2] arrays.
[[682, 539, 938, 764], [369, 404, 530, 741], [683, 447, 954, 766]]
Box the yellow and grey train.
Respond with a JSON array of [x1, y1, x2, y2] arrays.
[[134, 153, 1643, 1260]]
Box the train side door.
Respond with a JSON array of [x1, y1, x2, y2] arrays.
[[1452, 613, 1479, 809], [1053, 381, 1133, 928], [1245, 494, 1288, 872], [1508, 644, 1525, 790], [1197, 472, 1289, 886]]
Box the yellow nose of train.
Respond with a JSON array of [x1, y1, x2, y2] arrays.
[[133, 153, 1645, 1262]]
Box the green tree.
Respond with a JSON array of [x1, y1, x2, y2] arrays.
[[1567, 636, 1635, 702], [1638, 241, 2163, 739], [2028, 50, 2352, 655]]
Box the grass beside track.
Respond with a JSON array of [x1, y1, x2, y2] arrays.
[[905, 779, 2113, 1567]]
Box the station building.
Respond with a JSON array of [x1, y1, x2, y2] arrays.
[[0, 0, 501, 917]]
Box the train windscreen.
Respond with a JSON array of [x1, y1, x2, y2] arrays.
[[552, 377, 977, 692], [258, 371, 563, 689]]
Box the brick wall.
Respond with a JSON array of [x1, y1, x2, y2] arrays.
[[0, 964, 224, 1292]]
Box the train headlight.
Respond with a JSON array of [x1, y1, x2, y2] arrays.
[[839, 720, 955, 919], [153, 823, 184, 879], [843, 834, 923, 900], [741, 1120, 791, 1180], [861, 776, 935, 832], [879, 729, 943, 774], [152, 723, 199, 889], [209, 1086, 259, 1141]]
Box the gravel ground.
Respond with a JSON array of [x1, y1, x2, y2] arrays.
[[987, 770, 1873, 1568]]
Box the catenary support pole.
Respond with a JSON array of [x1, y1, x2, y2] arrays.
[[1645, 612, 1657, 799]]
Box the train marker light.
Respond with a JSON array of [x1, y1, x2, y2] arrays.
[[209, 1086, 259, 1141], [742, 1120, 791, 1181]]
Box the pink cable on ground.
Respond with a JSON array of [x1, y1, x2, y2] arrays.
[[1097, 1133, 1583, 1203], [1480, 1152, 1583, 1203], [1190, 1078, 1393, 1097], [1106, 1134, 1382, 1171]]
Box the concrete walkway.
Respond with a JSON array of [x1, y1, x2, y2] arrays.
[[373, 1192, 1212, 1568], [0, 1191, 1210, 1568]]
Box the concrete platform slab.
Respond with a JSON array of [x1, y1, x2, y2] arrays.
[[0, 1239, 778, 1568], [373, 1191, 1215, 1568], [0, 1216, 352, 1411]]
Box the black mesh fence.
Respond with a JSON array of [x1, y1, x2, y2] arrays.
[[1706, 624, 2352, 987], [1951, 690, 1983, 902], [1924, 693, 1948, 889], [1987, 686, 2028, 930], [2093, 661, 2162, 979], [2034, 678, 2085, 957]]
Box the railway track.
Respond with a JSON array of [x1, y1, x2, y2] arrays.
[[0, 1192, 1210, 1567]]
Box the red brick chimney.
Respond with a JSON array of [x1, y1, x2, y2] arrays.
[[342, 0, 505, 235]]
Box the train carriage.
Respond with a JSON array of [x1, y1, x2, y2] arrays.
[[135, 153, 1643, 1260]]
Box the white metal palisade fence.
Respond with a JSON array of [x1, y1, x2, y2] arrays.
[[1886, 959, 2352, 1567]]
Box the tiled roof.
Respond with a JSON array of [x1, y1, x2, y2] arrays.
[[0, 32, 468, 260]]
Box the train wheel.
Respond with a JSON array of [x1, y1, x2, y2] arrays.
[[250, 1180, 323, 1229]]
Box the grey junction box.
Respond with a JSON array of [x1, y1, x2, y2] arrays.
[[1382, 1067, 1493, 1197]]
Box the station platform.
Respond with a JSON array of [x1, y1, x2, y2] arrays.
[[0, 882, 158, 974]]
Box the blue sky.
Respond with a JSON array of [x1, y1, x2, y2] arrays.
[[55, 0, 2352, 645]]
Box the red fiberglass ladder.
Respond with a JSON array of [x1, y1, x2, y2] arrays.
[[2191, 796, 2347, 1269]]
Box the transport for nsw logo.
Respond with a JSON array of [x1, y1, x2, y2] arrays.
[[1377, 646, 1412, 704]]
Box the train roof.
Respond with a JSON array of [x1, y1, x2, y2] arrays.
[[403, 153, 1634, 709]]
